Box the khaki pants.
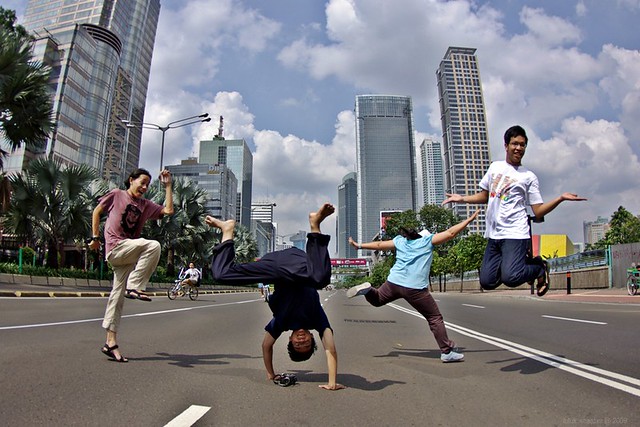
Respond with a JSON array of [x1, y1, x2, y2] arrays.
[[102, 238, 161, 332]]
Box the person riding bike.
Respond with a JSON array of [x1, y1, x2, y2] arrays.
[[179, 262, 201, 292]]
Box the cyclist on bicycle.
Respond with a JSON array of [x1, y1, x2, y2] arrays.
[[179, 262, 201, 291]]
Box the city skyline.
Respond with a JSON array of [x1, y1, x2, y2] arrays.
[[6, 0, 640, 252]]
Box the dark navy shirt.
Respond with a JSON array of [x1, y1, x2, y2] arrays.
[[264, 285, 331, 339]]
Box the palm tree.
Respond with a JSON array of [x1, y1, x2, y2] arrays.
[[0, 26, 54, 169], [2, 159, 99, 268], [1, 9, 54, 214], [144, 177, 212, 277]]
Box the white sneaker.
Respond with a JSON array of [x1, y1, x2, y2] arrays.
[[441, 350, 464, 363], [347, 282, 372, 298]]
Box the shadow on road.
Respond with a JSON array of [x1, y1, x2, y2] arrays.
[[290, 370, 405, 391], [129, 352, 257, 368]]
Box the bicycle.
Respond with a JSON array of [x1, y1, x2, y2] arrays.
[[167, 279, 199, 301], [626, 267, 639, 296]]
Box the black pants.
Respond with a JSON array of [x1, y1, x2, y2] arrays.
[[210, 233, 331, 289]]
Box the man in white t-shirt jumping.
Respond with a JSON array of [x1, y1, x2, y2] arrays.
[[442, 125, 586, 296]]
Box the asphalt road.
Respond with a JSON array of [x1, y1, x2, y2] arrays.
[[1, 290, 638, 426]]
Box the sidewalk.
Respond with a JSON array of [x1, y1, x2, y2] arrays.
[[437, 287, 640, 305], [0, 282, 256, 298]]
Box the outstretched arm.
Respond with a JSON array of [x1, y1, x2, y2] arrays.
[[442, 190, 489, 206], [348, 237, 396, 252], [319, 328, 345, 391], [530, 193, 587, 220], [159, 169, 174, 216], [261, 332, 277, 381], [432, 210, 480, 245]]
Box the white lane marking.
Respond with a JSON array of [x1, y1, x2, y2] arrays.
[[0, 299, 260, 331], [462, 303, 485, 309], [164, 405, 210, 427], [387, 302, 640, 397], [542, 315, 607, 325]]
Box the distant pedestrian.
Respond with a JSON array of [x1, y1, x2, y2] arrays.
[[89, 168, 174, 362]]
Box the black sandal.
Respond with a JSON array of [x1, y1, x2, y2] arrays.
[[125, 289, 152, 302], [101, 343, 128, 363], [536, 261, 550, 297]]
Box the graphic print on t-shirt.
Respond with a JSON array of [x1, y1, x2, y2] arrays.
[[120, 203, 142, 236], [489, 173, 518, 201]]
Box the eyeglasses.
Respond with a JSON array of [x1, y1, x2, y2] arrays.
[[509, 141, 527, 148]]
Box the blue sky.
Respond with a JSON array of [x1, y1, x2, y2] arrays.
[[8, 0, 640, 251]]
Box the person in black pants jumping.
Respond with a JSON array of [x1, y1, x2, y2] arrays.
[[205, 203, 345, 391]]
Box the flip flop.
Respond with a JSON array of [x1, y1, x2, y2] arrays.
[[536, 261, 550, 297], [101, 343, 128, 363], [125, 289, 152, 302]]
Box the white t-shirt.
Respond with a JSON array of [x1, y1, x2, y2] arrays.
[[479, 160, 543, 239], [183, 268, 201, 281]]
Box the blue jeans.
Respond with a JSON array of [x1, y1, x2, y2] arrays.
[[479, 238, 545, 290]]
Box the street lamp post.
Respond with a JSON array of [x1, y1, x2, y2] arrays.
[[121, 113, 211, 172]]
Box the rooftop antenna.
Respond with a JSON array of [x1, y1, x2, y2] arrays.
[[215, 116, 224, 139]]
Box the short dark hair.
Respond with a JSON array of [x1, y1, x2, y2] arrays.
[[504, 125, 528, 146], [287, 335, 317, 362], [124, 168, 152, 189]]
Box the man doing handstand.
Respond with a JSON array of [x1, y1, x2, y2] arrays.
[[205, 203, 345, 391]]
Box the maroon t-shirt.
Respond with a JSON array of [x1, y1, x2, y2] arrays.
[[99, 189, 164, 254]]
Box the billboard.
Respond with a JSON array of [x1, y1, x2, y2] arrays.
[[380, 210, 402, 236], [331, 258, 368, 267]]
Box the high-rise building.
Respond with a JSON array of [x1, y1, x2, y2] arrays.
[[355, 95, 418, 245], [419, 138, 445, 206], [436, 46, 491, 234], [166, 158, 237, 220], [337, 172, 358, 258], [5, 0, 160, 182], [251, 202, 277, 257], [199, 137, 253, 228], [583, 216, 610, 246]]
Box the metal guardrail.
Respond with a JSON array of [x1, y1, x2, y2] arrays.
[[446, 250, 608, 281]]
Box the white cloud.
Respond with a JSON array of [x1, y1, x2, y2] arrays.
[[134, 0, 640, 245]]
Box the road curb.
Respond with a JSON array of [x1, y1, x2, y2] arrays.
[[0, 289, 258, 298]]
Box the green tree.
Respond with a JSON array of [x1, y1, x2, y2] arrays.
[[593, 206, 640, 248], [0, 10, 53, 170], [2, 159, 99, 268], [451, 233, 487, 291]]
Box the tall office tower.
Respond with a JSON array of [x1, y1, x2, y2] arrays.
[[436, 47, 491, 234], [199, 138, 253, 228], [419, 138, 445, 206], [337, 172, 358, 258], [251, 202, 277, 257], [6, 0, 160, 182], [355, 95, 418, 245], [583, 216, 610, 246], [166, 158, 238, 220]]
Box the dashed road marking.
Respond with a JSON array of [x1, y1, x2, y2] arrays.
[[164, 405, 210, 427]]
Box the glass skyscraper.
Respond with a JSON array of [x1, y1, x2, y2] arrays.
[[199, 137, 253, 228], [419, 138, 445, 206], [166, 159, 238, 220], [337, 172, 358, 258], [436, 47, 491, 234], [355, 95, 418, 245], [6, 0, 160, 183]]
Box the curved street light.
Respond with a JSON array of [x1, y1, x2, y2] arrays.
[[120, 113, 211, 171]]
